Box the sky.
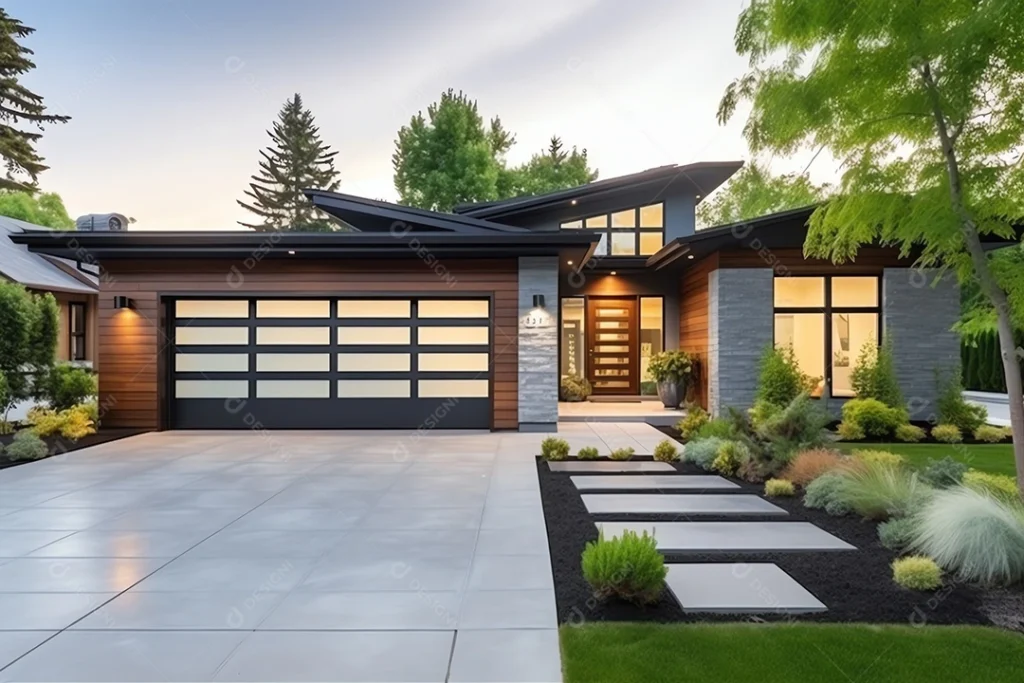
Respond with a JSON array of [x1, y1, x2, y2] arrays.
[[8, 0, 838, 230]]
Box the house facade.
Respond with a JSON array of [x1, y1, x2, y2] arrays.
[[12, 162, 978, 432]]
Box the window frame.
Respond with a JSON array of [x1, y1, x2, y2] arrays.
[[772, 275, 882, 398], [69, 302, 87, 361], [560, 203, 664, 257]]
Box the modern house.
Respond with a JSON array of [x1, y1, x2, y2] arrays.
[[11, 162, 990, 432]]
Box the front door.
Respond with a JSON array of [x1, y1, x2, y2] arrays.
[[586, 297, 638, 395]]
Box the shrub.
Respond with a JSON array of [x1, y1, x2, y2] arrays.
[[963, 470, 1020, 501], [838, 462, 930, 520], [26, 406, 65, 437], [841, 398, 906, 438], [39, 364, 97, 412], [910, 486, 1024, 586], [653, 439, 680, 462], [756, 345, 812, 408], [540, 437, 570, 461], [836, 421, 865, 441], [919, 456, 968, 489], [695, 418, 734, 440], [804, 472, 853, 516], [755, 393, 831, 465], [931, 424, 962, 444], [892, 556, 943, 590], [748, 399, 781, 429], [675, 405, 708, 441], [60, 406, 95, 441], [5, 429, 48, 461], [974, 425, 1012, 443], [764, 478, 795, 497], [79, 399, 99, 424], [878, 517, 918, 551], [782, 449, 848, 486], [936, 367, 987, 433], [712, 441, 748, 476], [609, 447, 635, 461], [647, 350, 693, 384], [852, 449, 905, 467], [684, 437, 726, 470], [850, 337, 904, 408], [581, 530, 667, 604], [559, 374, 592, 402], [894, 424, 927, 443], [577, 446, 599, 460]]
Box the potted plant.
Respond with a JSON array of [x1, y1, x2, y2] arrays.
[[647, 350, 693, 408]]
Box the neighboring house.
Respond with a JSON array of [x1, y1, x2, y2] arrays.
[[11, 162, 1015, 432]]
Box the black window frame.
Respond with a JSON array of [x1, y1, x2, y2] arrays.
[[559, 203, 665, 257], [69, 302, 87, 361]]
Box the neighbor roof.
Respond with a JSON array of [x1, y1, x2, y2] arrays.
[[0, 216, 99, 294]]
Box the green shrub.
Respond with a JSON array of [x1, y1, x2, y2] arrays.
[[963, 470, 1020, 501], [878, 517, 918, 551], [919, 456, 968, 489], [836, 421, 865, 441], [838, 462, 930, 520], [540, 437, 570, 461], [754, 393, 831, 465], [910, 486, 1024, 586], [39, 364, 97, 412], [853, 449, 905, 467], [653, 439, 680, 462], [804, 472, 853, 516], [609, 447, 635, 461], [936, 367, 987, 433], [764, 478, 795, 497], [577, 446, 599, 460], [712, 441, 747, 476], [79, 399, 99, 424], [675, 405, 708, 441], [559, 374, 592, 402], [974, 425, 1012, 443], [5, 429, 48, 461], [695, 418, 734, 440], [647, 350, 693, 384], [581, 530, 667, 604], [850, 337, 904, 408], [892, 556, 943, 590], [756, 345, 812, 408], [684, 437, 726, 470], [841, 398, 906, 438], [931, 424, 962, 443], [895, 424, 927, 443], [748, 399, 781, 429]]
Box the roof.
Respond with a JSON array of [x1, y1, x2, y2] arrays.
[[305, 190, 529, 233], [452, 161, 744, 220], [0, 216, 99, 294]]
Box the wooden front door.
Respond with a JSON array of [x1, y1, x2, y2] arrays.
[[587, 297, 638, 395]]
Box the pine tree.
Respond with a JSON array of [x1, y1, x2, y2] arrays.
[[0, 10, 70, 192], [238, 94, 340, 231]]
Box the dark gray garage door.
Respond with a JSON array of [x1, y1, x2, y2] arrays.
[[170, 297, 492, 429]]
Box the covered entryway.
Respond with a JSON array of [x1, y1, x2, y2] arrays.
[[170, 296, 493, 429]]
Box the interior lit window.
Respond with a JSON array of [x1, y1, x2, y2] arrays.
[[610, 233, 636, 255], [639, 204, 663, 228], [774, 314, 825, 396], [832, 313, 878, 396], [639, 232, 663, 256], [774, 277, 825, 308], [611, 209, 636, 228], [832, 277, 878, 307], [558, 203, 664, 257], [639, 297, 664, 395], [561, 220, 582, 229], [560, 298, 585, 378], [585, 215, 608, 229]]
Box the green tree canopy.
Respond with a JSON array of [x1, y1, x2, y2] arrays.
[[696, 161, 828, 228], [507, 137, 598, 198], [0, 281, 56, 422], [718, 0, 1024, 490], [0, 190, 74, 229], [238, 94, 341, 232]]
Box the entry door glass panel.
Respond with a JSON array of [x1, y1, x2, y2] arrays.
[[587, 298, 638, 394]]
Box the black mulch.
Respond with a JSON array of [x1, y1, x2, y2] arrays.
[[537, 451, 1020, 626], [0, 429, 147, 470]]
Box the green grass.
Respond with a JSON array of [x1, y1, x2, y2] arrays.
[[560, 623, 1024, 683], [835, 442, 1017, 476]]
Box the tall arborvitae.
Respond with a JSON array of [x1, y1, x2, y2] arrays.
[[0, 10, 70, 191], [238, 94, 341, 231]]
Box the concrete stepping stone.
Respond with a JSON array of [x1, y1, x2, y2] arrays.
[[665, 563, 826, 614], [582, 494, 787, 516], [547, 461, 675, 473], [571, 475, 739, 491], [597, 521, 855, 553]]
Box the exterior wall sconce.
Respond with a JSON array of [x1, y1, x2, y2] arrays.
[[113, 295, 133, 310], [532, 294, 546, 309]]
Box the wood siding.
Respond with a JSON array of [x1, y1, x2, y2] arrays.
[[99, 259, 518, 430], [678, 254, 717, 409], [717, 247, 905, 273]]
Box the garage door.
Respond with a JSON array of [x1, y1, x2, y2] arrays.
[[170, 297, 492, 429]]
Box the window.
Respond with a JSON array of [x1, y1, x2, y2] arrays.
[[69, 303, 86, 361], [560, 203, 664, 256], [773, 276, 880, 398], [639, 297, 663, 394], [560, 297, 585, 378]]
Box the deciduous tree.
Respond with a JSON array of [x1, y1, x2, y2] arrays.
[[696, 161, 827, 228], [0, 190, 74, 229]]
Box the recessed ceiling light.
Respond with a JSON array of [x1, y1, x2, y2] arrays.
[[288, 250, 296, 255], [610, 271, 617, 275], [571, 199, 577, 205], [687, 254, 694, 259], [567, 260, 573, 265]]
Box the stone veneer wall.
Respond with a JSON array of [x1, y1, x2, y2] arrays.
[[518, 256, 559, 431], [708, 268, 774, 416], [883, 268, 961, 420]]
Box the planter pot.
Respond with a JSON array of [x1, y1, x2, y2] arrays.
[[656, 379, 688, 409]]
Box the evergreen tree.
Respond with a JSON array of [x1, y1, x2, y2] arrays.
[[0, 10, 70, 192], [508, 136, 598, 197], [238, 94, 340, 231]]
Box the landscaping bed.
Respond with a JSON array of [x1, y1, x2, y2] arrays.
[[0, 428, 146, 470]]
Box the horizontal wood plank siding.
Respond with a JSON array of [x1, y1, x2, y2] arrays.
[[679, 253, 717, 409], [99, 259, 518, 430]]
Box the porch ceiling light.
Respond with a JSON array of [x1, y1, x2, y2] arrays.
[[610, 271, 617, 275], [532, 294, 546, 309], [687, 254, 695, 259], [113, 295, 133, 310]]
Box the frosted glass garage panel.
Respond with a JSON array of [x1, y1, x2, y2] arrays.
[[256, 353, 330, 372], [419, 379, 489, 398], [256, 300, 330, 318], [418, 300, 489, 318], [337, 300, 411, 318], [337, 380, 410, 398], [257, 380, 330, 398], [175, 353, 249, 372], [418, 353, 489, 372], [176, 300, 249, 319], [336, 353, 411, 372], [256, 327, 330, 345], [337, 327, 411, 345], [175, 327, 249, 346], [418, 326, 489, 345], [175, 380, 248, 398]]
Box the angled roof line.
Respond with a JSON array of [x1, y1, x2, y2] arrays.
[[0, 216, 98, 294]]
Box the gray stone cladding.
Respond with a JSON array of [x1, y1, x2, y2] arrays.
[[518, 256, 559, 430]]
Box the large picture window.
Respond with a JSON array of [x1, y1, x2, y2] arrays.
[[559, 203, 664, 256], [70, 302, 86, 361], [773, 276, 880, 398]]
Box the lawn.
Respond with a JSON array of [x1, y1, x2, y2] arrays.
[[835, 442, 1017, 476], [560, 623, 1024, 683]]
